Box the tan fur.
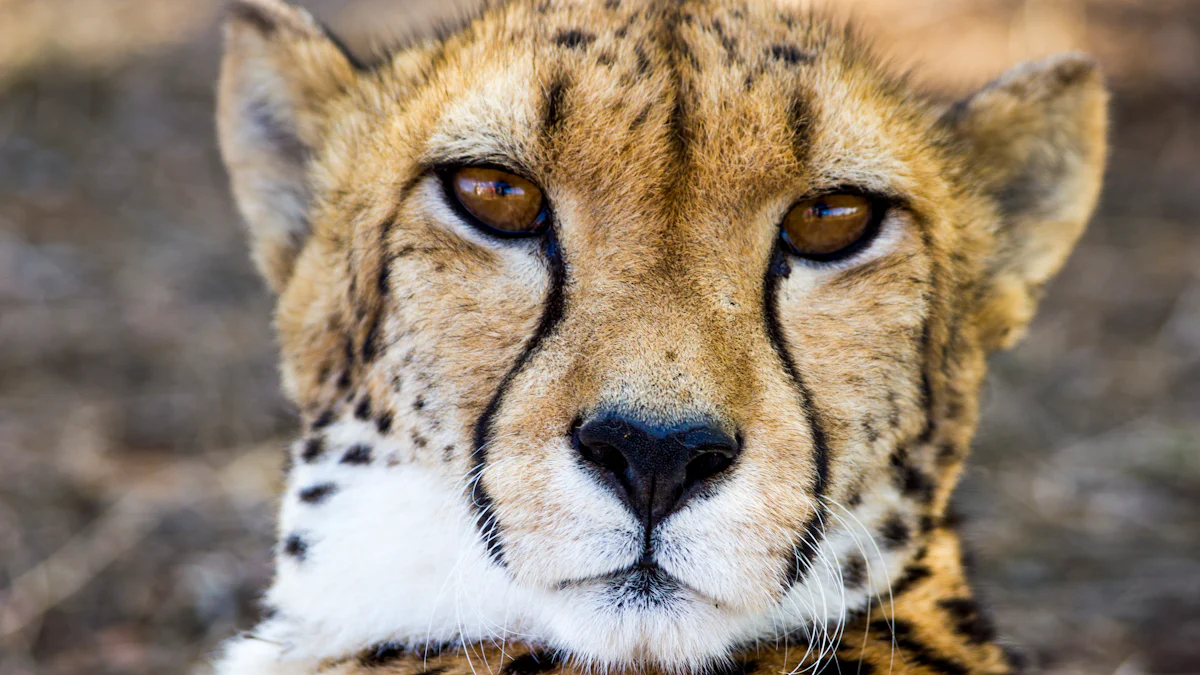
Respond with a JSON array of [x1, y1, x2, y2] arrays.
[[215, 0, 1107, 672]]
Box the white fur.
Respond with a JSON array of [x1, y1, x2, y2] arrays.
[[213, 417, 909, 674]]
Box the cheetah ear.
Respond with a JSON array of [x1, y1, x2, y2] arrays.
[[940, 53, 1108, 351], [217, 0, 360, 292]]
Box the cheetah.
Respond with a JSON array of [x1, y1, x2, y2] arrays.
[[212, 0, 1107, 672]]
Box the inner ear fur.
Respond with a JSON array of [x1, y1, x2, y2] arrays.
[[940, 53, 1109, 351], [217, 0, 360, 292]]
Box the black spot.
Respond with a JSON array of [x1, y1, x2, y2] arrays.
[[411, 431, 428, 449], [769, 43, 811, 65], [710, 19, 738, 62], [841, 554, 867, 588], [937, 441, 959, 465], [311, 410, 334, 429], [298, 482, 338, 504], [358, 642, 405, 666], [668, 89, 690, 161], [845, 489, 863, 508], [604, 0, 620, 8], [786, 95, 812, 164], [544, 77, 568, 133], [634, 45, 651, 74], [413, 396, 426, 412], [938, 597, 997, 645], [377, 259, 391, 297], [880, 513, 910, 549], [503, 651, 561, 675], [301, 437, 326, 463], [554, 29, 596, 49], [890, 563, 932, 596], [870, 619, 969, 675], [354, 397, 372, 420], [362, 313, 381, 362], [890, 446, 935, 504], [376, 412, 393, 435], [340, 444, 373, 465], [283, 533, 308, 560], [919, 515, 936, 534], [861, 420, 880, 443], [336, 370, 352, 390], [442, 444, 456, 462]]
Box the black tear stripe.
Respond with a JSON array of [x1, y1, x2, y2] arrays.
[[470, 233, 568, 565], [761, 245, 831, 589]]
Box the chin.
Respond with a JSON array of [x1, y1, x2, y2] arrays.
[[535, 566, 771, 671]]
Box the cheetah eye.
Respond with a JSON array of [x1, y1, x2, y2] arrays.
[[446, 166, 548, 236], [780, 193, 884, 261]]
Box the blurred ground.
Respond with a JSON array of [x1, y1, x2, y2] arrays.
[[0, 0, 1197, 673]]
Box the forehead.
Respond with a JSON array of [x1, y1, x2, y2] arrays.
[[412, 0, 937, 205]]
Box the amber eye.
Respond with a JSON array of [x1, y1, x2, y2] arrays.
[[781, 193, 879, 261], [448, 166, 547, 235]]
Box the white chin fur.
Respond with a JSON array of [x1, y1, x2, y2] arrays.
[[213, 431, 898, 675]]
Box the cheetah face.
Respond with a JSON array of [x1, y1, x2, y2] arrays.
[[217, 0, 1105, 669]]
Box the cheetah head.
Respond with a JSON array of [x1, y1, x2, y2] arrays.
[[215, 0, 1106, 670]]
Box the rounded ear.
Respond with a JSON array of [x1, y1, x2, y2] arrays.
[[217, 0, 360, 292], [940, 53, 1109, 351]]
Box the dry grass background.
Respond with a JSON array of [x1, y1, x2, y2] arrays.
[[0, 0, 1197, 673]]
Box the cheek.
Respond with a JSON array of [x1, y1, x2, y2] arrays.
[[777, 254, 932, 497], [385, 235, 550, 447]]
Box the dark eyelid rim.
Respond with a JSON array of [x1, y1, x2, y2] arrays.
[[433, 162, 552, 240], [780, 185, 903, 263]]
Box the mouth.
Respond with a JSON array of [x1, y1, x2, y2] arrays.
[[557, 561, 695, 608]]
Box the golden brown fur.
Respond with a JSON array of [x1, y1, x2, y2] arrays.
[[214, 0, 1107, 672]]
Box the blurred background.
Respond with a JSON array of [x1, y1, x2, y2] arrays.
[[0, 0, 1197, 673]]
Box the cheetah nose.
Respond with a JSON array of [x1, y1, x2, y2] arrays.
[[572, 414, 741, 529]]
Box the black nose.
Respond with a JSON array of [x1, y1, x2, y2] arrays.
[[573, 414, 741, 528]]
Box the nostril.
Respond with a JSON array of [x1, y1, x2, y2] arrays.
[[573, 425, 631, 477], [685, 450, 735, 484], [590, 442, 629, 476]]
